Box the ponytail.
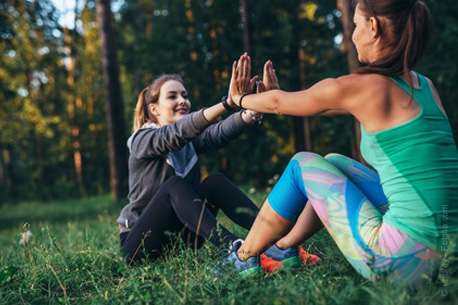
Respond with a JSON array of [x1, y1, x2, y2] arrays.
[[133, 87, 150, 132], [355, 0, 432, 94]]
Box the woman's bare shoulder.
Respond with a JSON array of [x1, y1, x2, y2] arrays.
[[336, 73, 390, 88], [333, 73, 391, 110]]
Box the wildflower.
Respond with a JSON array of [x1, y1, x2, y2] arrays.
[[19, 230, 32, 246], [249, 187, 256, 194]]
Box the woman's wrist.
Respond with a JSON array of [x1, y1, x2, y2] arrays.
[[203, 103, 226, 122], [233, 94, 242, 107], [242, 109, 264, 124], [221, 95, 236, 112], [238, 93, 253, 109]]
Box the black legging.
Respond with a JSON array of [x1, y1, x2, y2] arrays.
[[120, 174, 259, 263]]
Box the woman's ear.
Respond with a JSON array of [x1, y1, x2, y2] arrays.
[[369, 16, 380, 38], [149, 104, 159, 116]]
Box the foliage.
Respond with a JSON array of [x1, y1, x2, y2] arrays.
[[0, 195, 456, 304], [0, 0, 109, 201], [0, 0, 457, 201]]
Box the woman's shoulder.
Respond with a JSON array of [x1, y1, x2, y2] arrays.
[[325, 73, 392, 121], [330, 73, 391, 107], [336, 73, 391, 89]]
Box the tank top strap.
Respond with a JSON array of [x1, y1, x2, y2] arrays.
[[390, 73, 445, 119], [415, 73, 447, 117], [389, 75, 411, 93]]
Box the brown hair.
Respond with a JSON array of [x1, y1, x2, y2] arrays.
[[132, 74, 185, 131], [354, 0, 432, 92]]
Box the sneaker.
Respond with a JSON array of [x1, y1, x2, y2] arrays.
[[260, 253, 283, 272], [298, 246, 321, 265], [263, 244, 302, 270], [225, 239, 261, 276]]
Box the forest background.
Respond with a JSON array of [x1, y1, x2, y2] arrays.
[[1, 0, 457, 203]]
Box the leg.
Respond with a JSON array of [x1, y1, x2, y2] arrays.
[[238, 156, 312, 259], [325, 153, 388, 213], [238, 199, 295, 260], [276, 153, 388, 249], [121, 176, 238, 263], [276, 203, 323, 249], [197, 173, 259, 230], [238, 152, 440, 284]]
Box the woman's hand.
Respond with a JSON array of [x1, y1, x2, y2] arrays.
[[229, 53, 258, 107], [260, 60, 280, 91]]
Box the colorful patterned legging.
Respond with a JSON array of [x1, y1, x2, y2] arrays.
[[268, 152, 442, 285]]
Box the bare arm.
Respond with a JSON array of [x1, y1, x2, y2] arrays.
[[229, 54, 356, 117], [234, 78, 350, 117]]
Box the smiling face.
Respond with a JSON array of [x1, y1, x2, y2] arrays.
[[150, 80, 191, 126]]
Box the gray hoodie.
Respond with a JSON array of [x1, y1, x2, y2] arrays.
[[116, 109, 251, 232]]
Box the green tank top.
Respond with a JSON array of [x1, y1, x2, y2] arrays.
[[360, 72, 458, 252]]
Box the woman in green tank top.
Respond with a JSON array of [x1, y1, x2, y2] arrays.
[[220, 0, 458, 285]]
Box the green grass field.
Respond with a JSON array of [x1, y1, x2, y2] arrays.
[[0, 194, 456, 304]]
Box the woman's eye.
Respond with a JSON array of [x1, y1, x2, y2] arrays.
[[182, 95, 188, 99], [168, 95, 176, 99]]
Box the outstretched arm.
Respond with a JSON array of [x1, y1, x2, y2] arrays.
[[234, 78, 349, 117], [230, 54, 354, 117], [192, 111, 251, 153]]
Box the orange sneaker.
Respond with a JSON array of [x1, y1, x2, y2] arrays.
[[260, 253, 283, 273], [298, 246, 321, 265]]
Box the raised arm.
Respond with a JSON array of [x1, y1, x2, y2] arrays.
[[234, 78, 349, 117], [130, 85, 260, 159], [230, 54, 355, 117], [192, 111, 251, 153], [129, 110, 210, 159]]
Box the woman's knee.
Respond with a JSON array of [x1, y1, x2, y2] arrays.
[[324, 153, 348, 164], [291, 152, 328, 167], [201, 173, 227, 186], [199, 173, 227, 193], [324, 152, 344, 160], [162, 176, 198, 201]]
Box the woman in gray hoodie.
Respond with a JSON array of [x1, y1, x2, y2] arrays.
[[116, 71, 264, 264]]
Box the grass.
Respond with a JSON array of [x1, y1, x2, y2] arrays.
[[0, 194, 456, 304]]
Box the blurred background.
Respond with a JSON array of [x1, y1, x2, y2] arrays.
[[1, 0, 457, 203]]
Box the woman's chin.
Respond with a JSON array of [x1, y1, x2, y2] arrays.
[[174, 113, 187, 121], [176, 110, 189, 116]]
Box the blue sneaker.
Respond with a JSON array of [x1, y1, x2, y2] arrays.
[[225, 239, 261, 276], [263, 244, 302, 270]]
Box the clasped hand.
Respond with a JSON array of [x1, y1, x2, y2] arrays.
[[227, 53, 279, 108]]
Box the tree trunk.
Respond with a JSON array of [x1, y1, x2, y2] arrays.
[[64, 25, 85, 194], [240, 0, 252, 55], [0, 147, 5, 202], [95, 0, 128, 200], [338, 0, 363, 162], [5, 145, 15, 198], [298, 48, 313, 151], [291, 2, 312, 152]]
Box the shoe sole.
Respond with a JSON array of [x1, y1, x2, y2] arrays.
[[239, 266, 262, 277], [280, 257, 302, 270]]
